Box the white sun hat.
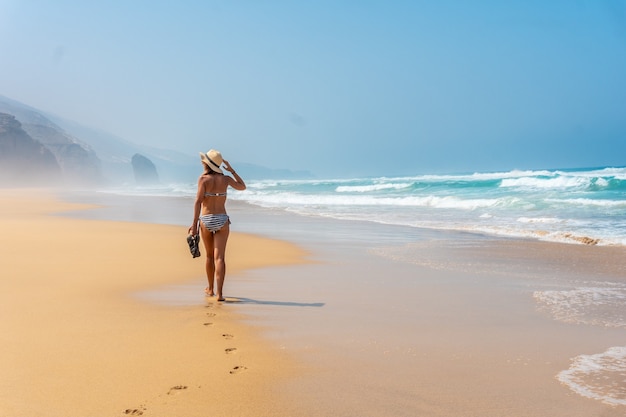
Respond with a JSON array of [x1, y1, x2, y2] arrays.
[[199, 149, 223, 173]]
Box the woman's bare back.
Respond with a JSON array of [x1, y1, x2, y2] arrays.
[[200, 174, 229, 214]]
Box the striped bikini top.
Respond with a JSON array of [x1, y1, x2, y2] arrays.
[[204, 191, 227, 197]]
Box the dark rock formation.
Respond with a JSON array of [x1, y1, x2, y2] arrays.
[[564, 234, 600, 245], [22, 123, 102, 185], [0, 113, 62, 185], [1, 94, 316, 185], [0, 97, 103, 185], [131, 153, 159, 185]]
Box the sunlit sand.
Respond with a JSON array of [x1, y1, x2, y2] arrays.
[[2, 189, 625, 416]]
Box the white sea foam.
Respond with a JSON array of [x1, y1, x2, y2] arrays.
[[500, 176, 591, 189], [335, 182, 413, 193], [539, 281, 626, 406], [248, 181, 280, 189], [568, 166, 626, 180], [96, 166, 626, 248], [517, 217, 562, 224], [533, 283, 626, 328], [596, 177, 610, 187], [557, 346, 626, 406], [236, 190, 502, 210], [546, 198, 626, 208], [388, 169, 557, 184]]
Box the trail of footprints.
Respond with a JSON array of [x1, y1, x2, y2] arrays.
[[123, 304, 246, 415], [123, 408, 145, 415], [207, 307, 247, 373], [221, 333, 246, 373]]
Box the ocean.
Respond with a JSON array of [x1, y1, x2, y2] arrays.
[[104, 165, 626, 247]]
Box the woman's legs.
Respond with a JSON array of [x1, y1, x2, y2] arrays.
[[213, 222, 230, 301], [200, 225, 215, 296]]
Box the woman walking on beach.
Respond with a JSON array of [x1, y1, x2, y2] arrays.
[[189, 149, 246, 301]]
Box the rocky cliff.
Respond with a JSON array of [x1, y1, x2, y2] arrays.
[[0, 98, 103, 185], [0, 113, 62, 185], [0, 96, 166, 185], [23, 123, 102, 184], [0, 95, 310, 185], [131, 153, 159, 185]]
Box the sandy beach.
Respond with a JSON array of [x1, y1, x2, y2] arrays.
[[2, 189, 625, 417], [0, 189, 309, 417], [2, 2, 624, 415]]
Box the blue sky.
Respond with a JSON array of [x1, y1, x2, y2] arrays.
[[1, 1, 625, 177]]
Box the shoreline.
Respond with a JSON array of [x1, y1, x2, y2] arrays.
[[230, 236, 626, 416], [0, 189, 310, 417], [5, 188, 625, 416]]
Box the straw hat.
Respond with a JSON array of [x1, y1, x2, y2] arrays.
[[199, 149, 223, 173]]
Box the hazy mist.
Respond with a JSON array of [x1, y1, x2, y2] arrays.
[[1, 1, 625, 178]]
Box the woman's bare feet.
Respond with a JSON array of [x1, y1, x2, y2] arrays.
[[205, 287, 215, 297]]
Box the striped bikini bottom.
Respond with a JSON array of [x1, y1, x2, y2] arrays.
[[199, 214, 230, 233]]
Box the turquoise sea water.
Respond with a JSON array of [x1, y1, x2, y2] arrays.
[[105, 166, 626, 247]]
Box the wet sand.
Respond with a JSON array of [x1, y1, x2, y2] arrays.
[[218, 196, 626, 416], [228, 233, 626, 417], [3, 189, 625, 416]]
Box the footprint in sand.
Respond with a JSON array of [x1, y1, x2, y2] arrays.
[[230, 366, 247, 374], [203, 322, 213, 326], [222, 333, 234, 339], [123, 408, 144, 415], [206, 312, 216, 317], [225, 347, 237, 354], [167, 385, 188, 395]]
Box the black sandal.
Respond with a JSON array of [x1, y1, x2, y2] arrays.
[[187, 234, 201, 258]]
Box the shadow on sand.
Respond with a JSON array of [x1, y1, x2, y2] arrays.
[[225, 297, 325, 307]]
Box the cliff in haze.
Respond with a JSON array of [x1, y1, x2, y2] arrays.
[[131, 153, 159, 185], [22, 123, 102, 184], [0, 94, 314, 186], [0, 113, 62, 185], [0, 96, 103, 185]]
